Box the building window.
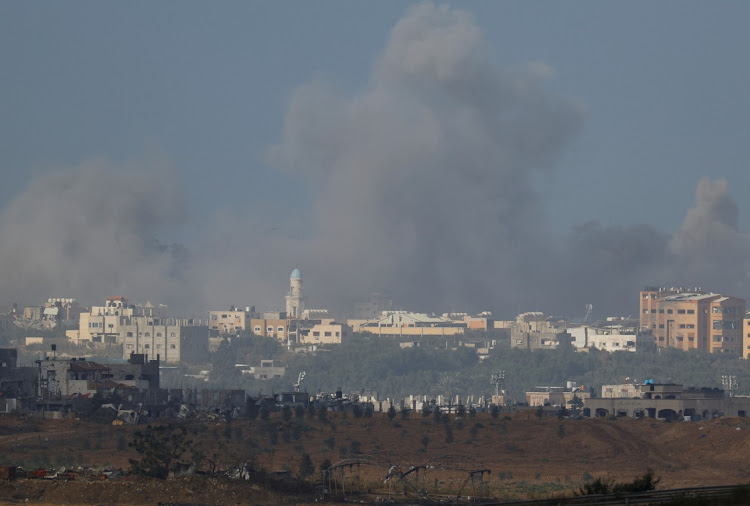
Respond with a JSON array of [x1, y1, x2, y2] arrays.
[[170, 344, 176, 349], [713, 335, 722, 342], [126, 332, 133, 337], [156, 332, 162, 337], [659, 324, 664, 329], [170, 332, 176, 337], [313, 331, 320, 337], [651, 309, 656, 314], [145, 332, 150, 337], [687, 309, 695, 314], [325, 331, 332, 337], [659, 309, 664, 314], [642, 309, 648, 314], [667, 309, 673, 314], [678, 309, 686, 314], [254, 326, 261, 332], [144, 344, 150, 349], [267, 327, 273, 333], [277, 327, 284, 332]]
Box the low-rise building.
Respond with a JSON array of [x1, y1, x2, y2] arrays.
[[347, 311, 466, 337], [510, 312, 572, 350], [584, 382, 749, 420]]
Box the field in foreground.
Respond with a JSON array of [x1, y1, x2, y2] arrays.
[[2, 410, 750, 504]]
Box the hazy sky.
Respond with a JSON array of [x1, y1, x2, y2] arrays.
[[2, 1, 750, 318]]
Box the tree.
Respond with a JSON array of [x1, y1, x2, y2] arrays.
[[456, 404, 466, 419], [282, 405, 293, 421], [569, 394, 584, 415], [298, 453, 315, 479], [535, 406, 544, 419], [129, 425, 193, 479], [490, 405, 500, 419], [387, 405, 397, 420]]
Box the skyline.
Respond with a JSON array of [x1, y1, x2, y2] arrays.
[[2, 2, 750, 317]]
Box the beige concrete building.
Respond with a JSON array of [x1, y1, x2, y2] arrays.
[[208, 307, 260, 336], [510, 312, 572, 350], [639, 288, 745, 355], [584, 383, 747, 420], [120, 317, 208, 364], [347, 311, 466, 337], [250, 317, 288, 340], [66, 297, 208, 363], [298, 321, 349, 345]]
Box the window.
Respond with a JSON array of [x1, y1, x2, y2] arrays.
[[254, 326, 261, 333], [667, 309, 673, 314], [324, 331, 332, 337], [267, 326, 273, 333], [336, 332, 340, 337], [651, 309, 656, 314], [659, 324, 664, 329], [170, 332, 176, 337], [712, 307, 722, 314], [676, 336, 683, 341], [678, 309, 686, 314], [713, 335, 722, 342], [126, 332, 133, 337], [642, 309, 648, 314], [170, 344, 176, 349], [659, 309, 664, 314], [222, 314, 228, 318], [313, 331, 320, 337], [687, 309, 694, 314], [679, 324, 686, 329], [277, 326, 284, 332], [211, 315, 217, 320], [144, 344, 150, 349], [156, 332, 162, 337], [642, 294, 648, 299], [145, 332, 150, 337]]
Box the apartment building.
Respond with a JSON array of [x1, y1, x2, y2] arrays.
[[639, 288, 745, 355], [66, 297, 208, 363], [208, 307, 259, 336]]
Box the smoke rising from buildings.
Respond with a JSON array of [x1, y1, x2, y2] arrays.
[[1, 3, 750, 318], [0, 158, 195, 310]]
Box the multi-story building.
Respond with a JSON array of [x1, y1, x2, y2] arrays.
[[639, 288, 745, 355], [510, 312, 572, 350], [208, 307, 259, 336], [120, 318, 208, 363], [297, 320, 349, 345], [66, 297, 208, 363], [250, 315, 288, 341]]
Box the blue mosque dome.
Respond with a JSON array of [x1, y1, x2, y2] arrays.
[[290, 268, 302, 279]]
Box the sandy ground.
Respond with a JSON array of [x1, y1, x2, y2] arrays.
[[2, 411, 750, 503]]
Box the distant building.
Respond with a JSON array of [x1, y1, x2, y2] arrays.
[[240, 359, 286, 380], [510, 312, 572, 350], [297, 320, 349, 345], [66, 296, 208, 363], [208, 307, 259, 336], [639, 287, 745, 355], [347, 311, 466, 337], [525, 382, 589, 407], [584, 382, 750, 420]]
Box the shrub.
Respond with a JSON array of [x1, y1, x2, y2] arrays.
[[298, 453, 315, 479]]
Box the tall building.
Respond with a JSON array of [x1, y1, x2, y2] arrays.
[[639, 287, 745, 355], [285, 268, 306, 318]]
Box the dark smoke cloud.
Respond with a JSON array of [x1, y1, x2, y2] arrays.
[[271, 2, 586, 314], [0, 158, 195, 310]]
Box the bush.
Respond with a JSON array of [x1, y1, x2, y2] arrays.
[[129, 424, 194, 479], [578, 470, 660, 495]]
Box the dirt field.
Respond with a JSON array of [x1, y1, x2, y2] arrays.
[[2, 410, 750, 504]]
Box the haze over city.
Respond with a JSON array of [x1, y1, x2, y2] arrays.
[[2, 1, 750, 318]]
